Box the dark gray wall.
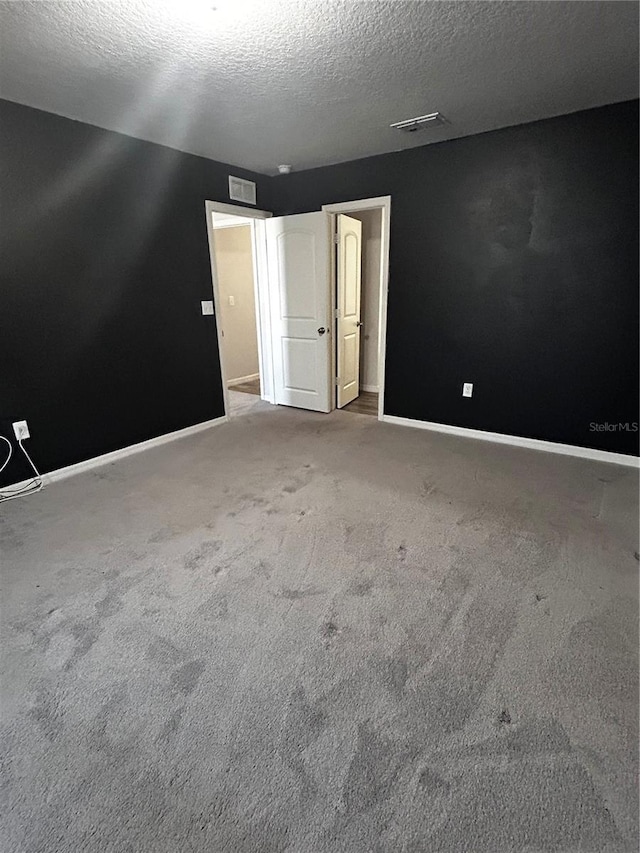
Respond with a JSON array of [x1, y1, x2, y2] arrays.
[[2, 99, 638, 489], [273, 100, 639, 456], [0, 99, 271, 487]]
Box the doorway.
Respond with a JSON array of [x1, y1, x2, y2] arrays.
[[323, 197, 391, 420], [205, 197, 390, 422], [204, 201, 273, 419]]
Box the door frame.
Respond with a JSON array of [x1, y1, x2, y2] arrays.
[[204, 200, 275, 418], [322, 196, 391, 421]]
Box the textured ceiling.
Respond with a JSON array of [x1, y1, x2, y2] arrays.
[[0, 1, 637, 174]]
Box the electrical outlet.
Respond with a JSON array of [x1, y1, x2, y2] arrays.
[[201, 300, 214, 315], [462, 383, 473, 398], [13, 420, 30, 440]]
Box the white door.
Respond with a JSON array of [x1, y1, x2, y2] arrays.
[[266, 212, 332, 413], [336, 214, 363, 408]]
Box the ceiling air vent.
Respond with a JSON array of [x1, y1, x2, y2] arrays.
[[228, 175, 257, 206], [390, 112, 446, 133]]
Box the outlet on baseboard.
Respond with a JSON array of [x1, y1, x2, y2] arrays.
[[13, 420, 30, 440], [462, 383, 473, 398]]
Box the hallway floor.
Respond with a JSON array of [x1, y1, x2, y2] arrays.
[[341, 390, 378, 416], [228, 377, 261, 397], [229, 379, 379, 418]]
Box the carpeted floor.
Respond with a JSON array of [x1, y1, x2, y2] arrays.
[[1, 399, 638, 853]]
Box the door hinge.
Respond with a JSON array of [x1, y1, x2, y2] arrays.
[[335, 377, 340, 386], [333, 233, 340, 244], [334, 308, 340, 319]]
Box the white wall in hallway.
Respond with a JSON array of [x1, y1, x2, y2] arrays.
[[212, 225, 259, 383]]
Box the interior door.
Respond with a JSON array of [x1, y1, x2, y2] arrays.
[[266, 212, 332, 412], [336, 214, 363, 408]]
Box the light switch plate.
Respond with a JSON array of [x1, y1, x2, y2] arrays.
[[201, 300, 214, 315], [228, 295, 235, 307], [462, 382, 473, 398]]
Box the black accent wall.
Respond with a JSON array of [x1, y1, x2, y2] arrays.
[[1, 99, 638, 489], [273, 100, 639, 456], [0, 99, 271, 487]]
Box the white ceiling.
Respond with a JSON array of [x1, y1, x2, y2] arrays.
[[0, 1, 637, 175]]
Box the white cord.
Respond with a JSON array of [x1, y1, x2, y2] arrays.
[[0, 435, 12, 475], [0, 434, 44, 503]]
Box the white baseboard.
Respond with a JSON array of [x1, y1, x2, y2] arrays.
[[2, 416, 228, 492], [361, 384, 379, 393], [381, 415, 640, 468], [228, 373, 260, 387]]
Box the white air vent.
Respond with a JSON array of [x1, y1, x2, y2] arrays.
[[228, 175, 257, 206]]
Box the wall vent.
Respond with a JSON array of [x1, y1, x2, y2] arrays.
[[390, 112, 446, 133], [228, 175, 257, 205]]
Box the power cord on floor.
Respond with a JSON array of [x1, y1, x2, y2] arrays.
[[0, 434, 43, 503]]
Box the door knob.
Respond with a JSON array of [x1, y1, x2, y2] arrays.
[[356, 321, 363, 327], [318, 327, 327, 335]]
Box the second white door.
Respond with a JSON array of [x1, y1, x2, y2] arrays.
[[336, 214, 363, 408]]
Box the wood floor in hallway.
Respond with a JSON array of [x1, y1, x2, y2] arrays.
[[229, 379, 379, 417]]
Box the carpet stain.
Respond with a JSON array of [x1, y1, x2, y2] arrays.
[[380, 656, 409, 696], [213, 596, 229, 619], [86, 690, 127, 753], [274, 586, 326, 601], [348, 577, 374, 597], [94, 464, 125, 482], [418, 766, 451, 794], [321, 620, 340, 641], [253, 560, 271, 579], [421, 481, 438, 498], [498, 709, 512, 725], [281, 686, 328, 754], [170, 660, 205, 696], [157, 707, 185, 745], [63, 620, 100, 669], [283, 478, 309, 495], [148, 525, 178, 543], [342, 723, 402, 813], [95, 588, 125, 619], [196, 592, 229, 620], [239, 493, 268, 507], [146, 636, 185, 666], [28, 688, 63, 741], [183, 540, 222, 570]]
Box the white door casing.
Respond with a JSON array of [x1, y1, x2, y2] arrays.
[[266, 212, 332, 413], [336, 214, 363, 408]]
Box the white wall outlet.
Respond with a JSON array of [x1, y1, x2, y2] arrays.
[[462, 382, 473, 398], [228, 295, 235, 307], [201, 300, 214, 315], [13, 420, 30, 440]]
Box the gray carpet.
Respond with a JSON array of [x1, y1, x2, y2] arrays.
[[1, 397, 638, 853]]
